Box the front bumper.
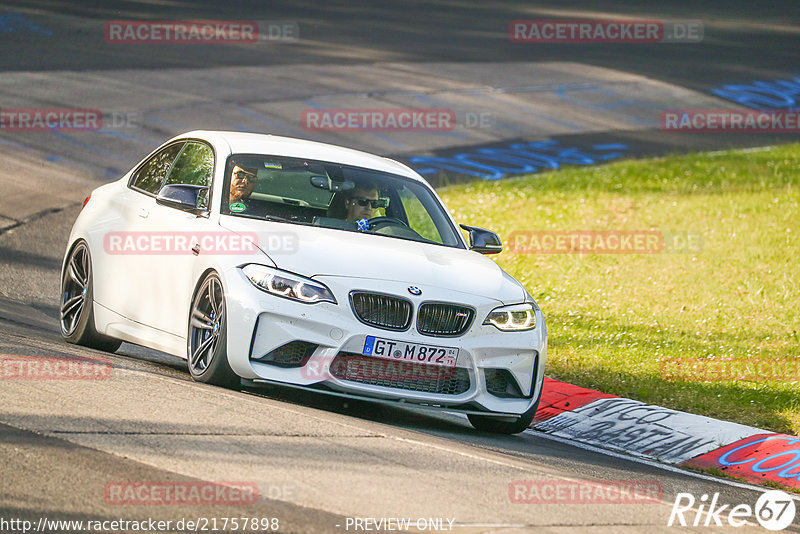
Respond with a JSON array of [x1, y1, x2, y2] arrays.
[[223, 267, 547, 416]]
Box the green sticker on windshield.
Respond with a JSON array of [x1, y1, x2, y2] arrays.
[[230, 202, 246, 213], [263, 161, 283, 169]]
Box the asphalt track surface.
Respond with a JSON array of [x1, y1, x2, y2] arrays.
[[1, 1, 799, 532]]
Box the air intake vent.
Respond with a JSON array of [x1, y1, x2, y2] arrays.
[[330, 352, 470, 395], [417, 303, 474, 337], [484, 368, 524, 398], [349, 292, 412, 331], [252, 341, 317, 367]]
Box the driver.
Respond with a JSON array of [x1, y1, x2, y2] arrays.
[[343, 185, 384, 222]]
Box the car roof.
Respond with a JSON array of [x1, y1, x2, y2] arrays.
[[170, 130, 424, 182]]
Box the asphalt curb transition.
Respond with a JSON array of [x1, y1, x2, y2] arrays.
[[532, 378, 800, 490]]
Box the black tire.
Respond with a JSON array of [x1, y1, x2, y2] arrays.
[[60, 240, 122, 353], [468, 388, 542, 435], [187, 272, 239, 388]]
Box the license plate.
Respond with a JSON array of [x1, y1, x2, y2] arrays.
[[362, 336, 458, 368]]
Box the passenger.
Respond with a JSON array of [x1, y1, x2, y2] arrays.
[[228, 165, 263, 215], [229, 165, 258, 203]]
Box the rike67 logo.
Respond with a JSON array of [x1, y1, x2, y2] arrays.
[[668, 490, 797, 530]]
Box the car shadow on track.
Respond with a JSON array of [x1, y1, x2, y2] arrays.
[[241, 382, 477, 435]]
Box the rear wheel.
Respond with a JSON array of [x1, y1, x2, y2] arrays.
[[187, 272, 239, 388], [60, 241, 122, 352], [468, 391, 542, 435]]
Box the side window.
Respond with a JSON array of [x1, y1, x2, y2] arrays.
[[130, 143, 184, 195], [397, 186, 443, 244], [165, 142, 214, 188], [164, 142, 214, 209]]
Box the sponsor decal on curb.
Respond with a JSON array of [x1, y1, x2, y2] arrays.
[[533, 379, 800, 492], [301, 108, 457, 132], [660, 110, 800, 133], [509, 479, 663, 504], [534, 377, 617, 423], [668, 490, 796, 530], [0, 354, 112, 380], [509, 19, 703, 43], [533, 397, 763, 463], [661, 357, 800, 383], [682, 434, 800, 489], [102, 231, 298, 255], [104, 481, 258, 505]]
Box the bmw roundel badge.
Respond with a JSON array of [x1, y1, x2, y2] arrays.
[[407, 286, 422, 296]]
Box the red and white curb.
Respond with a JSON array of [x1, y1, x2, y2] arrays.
[[532, 378, 800, 490]]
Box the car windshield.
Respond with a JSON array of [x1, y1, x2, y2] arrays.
[[221, 154, 463, 248]]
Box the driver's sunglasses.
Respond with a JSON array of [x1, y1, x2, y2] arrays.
[[234, 170, 257, 183], [352, 197, 388, 209]]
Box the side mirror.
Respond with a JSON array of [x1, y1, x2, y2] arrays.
[[460, 224, 502, 254], [156, 184, 209, 214]]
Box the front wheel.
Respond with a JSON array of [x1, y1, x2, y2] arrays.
[[60, 241, 122, 352], [468, 392, 542, 435], [187, 272, 239, 388]]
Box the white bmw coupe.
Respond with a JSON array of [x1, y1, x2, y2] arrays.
[[60, 131, 546, 433]]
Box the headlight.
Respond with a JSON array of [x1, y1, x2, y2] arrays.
[[484, 303, 537, 331], [241, 264, 337, 304]]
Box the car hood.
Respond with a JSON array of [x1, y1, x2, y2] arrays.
[[219, 217, 526, 304]]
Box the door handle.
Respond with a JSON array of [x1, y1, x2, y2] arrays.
[[137, 208, 149, 219]]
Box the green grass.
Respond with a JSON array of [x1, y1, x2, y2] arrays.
[[441, 144, 800, 435]]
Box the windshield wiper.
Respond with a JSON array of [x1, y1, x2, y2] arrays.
[[261, 215, 292, 223]]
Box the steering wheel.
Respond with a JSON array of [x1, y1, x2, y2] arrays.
[[367, 216, 409, 230]]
